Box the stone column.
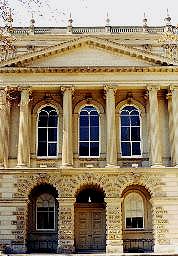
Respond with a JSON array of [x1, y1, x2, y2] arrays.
[[168, 86, 178, 166], [147, 86, 163, 167], [61, 86, 73, 167], [17, 88, 30, 167], [104, 86, 117, 166], [57, 197, 75, 253], [0, 88, 8, 168], [105, 198, 123, 253]]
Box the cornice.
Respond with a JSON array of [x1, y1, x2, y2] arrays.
[[0, 66, 178, 73], [1, 35, 177, 68]]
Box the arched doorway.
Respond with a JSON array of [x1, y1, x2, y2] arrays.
[[122, 185, 154, 253], [27, 183, 58, 253], [75, 185, 106, 252]]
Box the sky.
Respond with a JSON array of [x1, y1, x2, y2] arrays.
[[5, 0, 178, 27]]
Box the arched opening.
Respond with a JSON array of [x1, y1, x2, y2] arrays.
[[75, 184, 106, 252], [27, 183, 58, 253], [121, 185, 154, 253]]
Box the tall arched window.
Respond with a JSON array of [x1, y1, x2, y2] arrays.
[[36, 193, 55, 230], [37, 106, 58, 157], [120, 106, 141, 157], [124, 192, 144, 229], [79, 106, 99, 157]]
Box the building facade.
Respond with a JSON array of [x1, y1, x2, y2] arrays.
[[0, 15, 178, 254]]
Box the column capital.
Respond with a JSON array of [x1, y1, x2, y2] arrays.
[[61, 86, 74, 93], [147, 85, 160, 92], [104, 84, 117, 93], [169, 85, 178, 91]]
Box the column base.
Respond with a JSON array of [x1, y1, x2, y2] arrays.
[[60, 163, 73, 168], [106, 240, 123, 253], [154, 244, 176, 253], [57, 240, 75, 253], [16, 163, 28, 168], [151, 164, 165, 168], [105, 164, 120, 168], [0, 164, 5, 169]]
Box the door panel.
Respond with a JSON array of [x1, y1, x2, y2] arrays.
[[75, 204, 106, 252]]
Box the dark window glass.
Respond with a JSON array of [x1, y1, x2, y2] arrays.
[[121, 115, 130, 126], [80, 127, 89, 141], [126, 217, 143, 229], [121, 127, 130, 141], [131, 115, 140, 126], [79, 142, 89, 156], [48, 114, 58, 127], [38, 128, 47, 141], [90, 127, 99, 141], [90, 115, 99, 126], [37, 142, 47, 156], [48, 128, 57, 141], [90, 142, 99, 156], [121, 142, 131, 156], [131, 127, 140, 141], [37, 208, 54, 230], [48, 143, 57, 156], [132, 142, 141, 155], [38, 113, 48, 127], [80, 115, 89, 126]]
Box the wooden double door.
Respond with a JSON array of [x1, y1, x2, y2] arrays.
[[75, 203, 106, 252]]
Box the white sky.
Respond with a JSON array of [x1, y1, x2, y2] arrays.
[[7, 0, 178, 27]]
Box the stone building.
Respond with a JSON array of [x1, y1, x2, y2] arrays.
[[0, 13, 178, 254]]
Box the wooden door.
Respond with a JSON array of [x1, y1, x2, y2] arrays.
[[75, 203, 106, 252]]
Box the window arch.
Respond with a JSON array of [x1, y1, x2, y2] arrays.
[[120, 105, 141, 157], [36, 193, 55, 230], [79, 105, 100, 157], [37, 106, 58, 157], [124, 192, 144, 229]]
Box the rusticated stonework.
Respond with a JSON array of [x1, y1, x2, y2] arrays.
[[14, 171, 163, 199]]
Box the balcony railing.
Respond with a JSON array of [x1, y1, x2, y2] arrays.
[[123, 239, 154, 253], [27, 239, 58, 253]]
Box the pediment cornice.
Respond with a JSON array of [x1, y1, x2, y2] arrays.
[[1, 36, 177, 68], [0, 66, 178, 73]]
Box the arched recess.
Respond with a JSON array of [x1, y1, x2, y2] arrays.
[[121, 185, 154, 253], [73, 99, 105, 159], [116, 99, 147, 158], [31, 100, 63, 158], [26, 183, 59, 253], [74, 183, 106, 252]]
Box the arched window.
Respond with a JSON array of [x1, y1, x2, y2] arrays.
[[124, 192, 144, 229], [36, 193, 55, 230], [120, 106, 141, 157], [37, 106, 58, 157], [79, 106, 99, 157]]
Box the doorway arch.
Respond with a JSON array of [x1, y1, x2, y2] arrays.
[[27, 183, 58, 253], [74, 184, 106, 252]]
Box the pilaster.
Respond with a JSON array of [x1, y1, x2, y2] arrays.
[[147, 86, 163, 167], [105, 197, 123, 253], [104, 85, 117, 167], [61, 86, 74, 167], [57, 197, 75, 253]]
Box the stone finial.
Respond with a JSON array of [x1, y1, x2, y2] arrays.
[[67, 13, 73, 34], [106, 12, 110, 26], [142, 13, 148, 32], [105, 12, 111, 33], [5, 7, 13, 33], [29, 13, 35, 35], [164, 9, 173, 32], [164, 9, 171, 26]]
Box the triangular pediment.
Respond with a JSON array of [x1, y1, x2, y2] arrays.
[[1, 36, 177, 68]]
